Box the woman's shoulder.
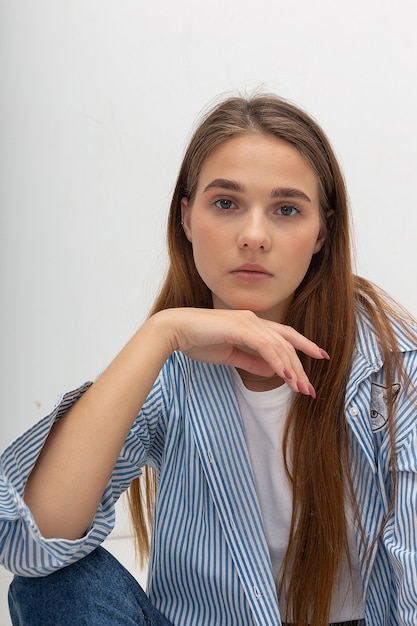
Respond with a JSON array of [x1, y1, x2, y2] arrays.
[[354, 298, 417, 371]]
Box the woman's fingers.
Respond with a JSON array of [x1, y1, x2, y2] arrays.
[[266, 322, 330, 360], [167, 309, 329, 398], [250, 320, 330, 397], [231, 337, 308, 396]]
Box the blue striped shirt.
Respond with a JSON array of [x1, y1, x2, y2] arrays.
[[1, 310, 417, 625]]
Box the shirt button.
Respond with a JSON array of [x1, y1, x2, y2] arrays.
[[349, 406, 359, 416]]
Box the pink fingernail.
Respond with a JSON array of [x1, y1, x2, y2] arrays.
[[308, 384, 317, 399], [319, 349, 330, 360], [296, 380, 307, 394], [282, 368, 292, 380]]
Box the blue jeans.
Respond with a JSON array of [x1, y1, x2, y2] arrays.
[[8, 546, 172, 625]]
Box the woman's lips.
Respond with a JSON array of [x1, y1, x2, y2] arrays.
[[231, 264, 273, 280]]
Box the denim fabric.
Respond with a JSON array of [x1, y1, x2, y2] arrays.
[[8, 547, 172, 625]]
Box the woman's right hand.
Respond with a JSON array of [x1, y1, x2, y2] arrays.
[[156, 307, 329, 397]]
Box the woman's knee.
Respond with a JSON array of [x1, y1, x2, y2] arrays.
[[8, 547, 163, 626]]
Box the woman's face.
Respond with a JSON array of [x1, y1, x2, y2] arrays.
[[181, 133, 327, 323]]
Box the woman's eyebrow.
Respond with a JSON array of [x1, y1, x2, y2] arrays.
[[203, 179, 246, 193], [271, 187, 312, 202]]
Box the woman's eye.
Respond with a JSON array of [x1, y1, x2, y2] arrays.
[[214, 198, 235, 210], [278, 204, 299, 216]]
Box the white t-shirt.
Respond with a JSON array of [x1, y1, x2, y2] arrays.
[[231, 369, 365, 622]]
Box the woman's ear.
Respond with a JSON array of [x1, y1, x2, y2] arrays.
[[314, 209, 334, 254], [181, 198, 193, 242]]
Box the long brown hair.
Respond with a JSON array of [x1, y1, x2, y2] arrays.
[[128, 94, 410, 625]]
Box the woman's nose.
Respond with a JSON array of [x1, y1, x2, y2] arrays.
[[237, 211, 271, 251]]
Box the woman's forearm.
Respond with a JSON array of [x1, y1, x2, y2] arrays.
[[24, 313, 174, 540]]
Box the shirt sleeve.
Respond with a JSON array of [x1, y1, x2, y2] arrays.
[[0, 374, 168, 577]]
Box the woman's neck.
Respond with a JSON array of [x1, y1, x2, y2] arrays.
[[236, 369, 286, 392]]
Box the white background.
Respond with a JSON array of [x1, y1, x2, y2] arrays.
[[1, 1, 417, 623]]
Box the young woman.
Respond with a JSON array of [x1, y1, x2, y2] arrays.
[[1, 94, 416, 626]]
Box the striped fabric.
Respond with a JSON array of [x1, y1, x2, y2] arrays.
[[1, 310, 417, 625]]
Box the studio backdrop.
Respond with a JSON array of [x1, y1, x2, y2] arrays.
[[1, 0, 416, 449]]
